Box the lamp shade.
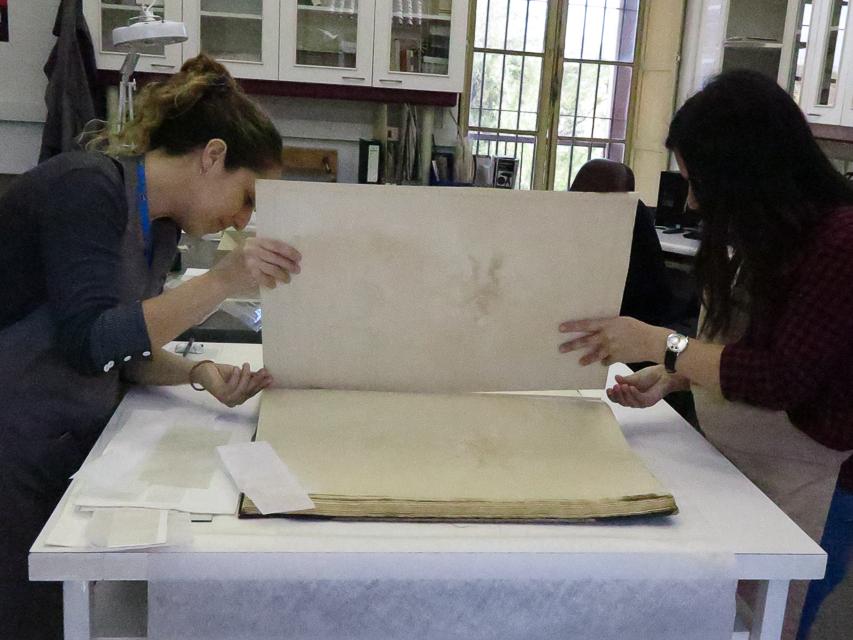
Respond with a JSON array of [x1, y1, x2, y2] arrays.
[[112, 19, 187, 49]]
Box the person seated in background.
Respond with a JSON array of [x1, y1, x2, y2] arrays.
[[570, 159, 673, 327]]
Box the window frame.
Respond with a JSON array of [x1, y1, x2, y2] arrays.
[[459, 0, 647, 190]]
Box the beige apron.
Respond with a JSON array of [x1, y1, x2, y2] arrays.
[[692, 305, 851, 640]]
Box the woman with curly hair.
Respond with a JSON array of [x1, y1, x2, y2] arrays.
[[0, 54, 301, 638]]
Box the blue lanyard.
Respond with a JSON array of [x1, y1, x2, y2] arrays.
[[136, 159, 153, 267]]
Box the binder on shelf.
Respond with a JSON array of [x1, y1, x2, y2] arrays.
[[358, 139, 382, 184]]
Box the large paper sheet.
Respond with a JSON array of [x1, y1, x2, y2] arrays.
[[256, 183, 636, 392]]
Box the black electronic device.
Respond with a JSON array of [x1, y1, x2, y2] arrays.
[[493, 156, 519, 189], [358, 139, 382, 184], [654, 171, 689, 228], [655, 172, 702, 232]]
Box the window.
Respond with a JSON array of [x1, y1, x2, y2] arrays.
[[467, 0, 548, 190], [463, 0, 641, 190]]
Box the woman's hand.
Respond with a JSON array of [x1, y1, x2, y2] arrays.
[[558, 316, 668, 366], [190, 361, 273, 407], [605, 364, 689, 408], [211, 237, 302, 296]]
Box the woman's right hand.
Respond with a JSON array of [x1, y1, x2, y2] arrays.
[[605, 364, 689, 408], [211, 237, 302, 296]]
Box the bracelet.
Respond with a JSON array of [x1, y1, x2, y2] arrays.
[[189, 359, 215, 391]]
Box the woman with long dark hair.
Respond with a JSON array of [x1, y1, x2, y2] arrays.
[[559, 70, 853, 640], [0, 55, 301, 639]]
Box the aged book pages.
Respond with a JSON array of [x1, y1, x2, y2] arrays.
[[255, 182, 636, 392], [241, 390, 676, 521]]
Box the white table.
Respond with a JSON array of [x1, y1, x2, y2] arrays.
[[657, 228, 700, 257], [30, 344, 825, 640]]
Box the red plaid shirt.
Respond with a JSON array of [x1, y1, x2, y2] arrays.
[[720, 206, 853, 452]]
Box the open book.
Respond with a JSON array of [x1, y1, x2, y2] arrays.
[[245, 183, 675, 522], [241, 390, 676, 521]]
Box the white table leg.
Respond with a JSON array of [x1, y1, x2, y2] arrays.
[[63, 581, 93, 640], [749, 579, 789, 640]]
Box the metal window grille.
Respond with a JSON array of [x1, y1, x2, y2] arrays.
[[466, 0, 640, 190]]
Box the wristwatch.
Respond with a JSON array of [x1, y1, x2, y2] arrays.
[[664, 332, 689, 373]]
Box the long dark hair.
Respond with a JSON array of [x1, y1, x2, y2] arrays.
[[90, 54, 282, 173], [666, 70, 853, 339]]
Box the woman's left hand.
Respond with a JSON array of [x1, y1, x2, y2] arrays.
[[191, 361, 273, 407], [558, 316, 666, 366]]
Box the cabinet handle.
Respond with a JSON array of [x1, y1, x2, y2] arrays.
[[151, 63, 177, 69], [341, 76, 366, 81], [379, 78, 404, 84]]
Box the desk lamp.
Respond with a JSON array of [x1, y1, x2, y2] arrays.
[[112, 1, 187, 132]]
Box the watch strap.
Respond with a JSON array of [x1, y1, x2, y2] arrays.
[[664, 348, 678, 373]]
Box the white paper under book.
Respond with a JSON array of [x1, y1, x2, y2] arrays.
[[247, 182, 676, 521]]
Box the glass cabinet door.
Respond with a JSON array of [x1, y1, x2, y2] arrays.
[[815, 0, 848, 107], [373, 0, 468, 91], [800, 0, 851, 123], [280, 0, 376, 85], [184, 0, 280, 80], [84, 0, 184, 73], [387, 0, 453, 75], [839, 1, 853, 126]]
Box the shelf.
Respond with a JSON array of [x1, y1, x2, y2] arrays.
[[102, 3, 163, 11], [392, 12, 452, 21], [201, 11, 264, 20], [723, 40, 784, 49], [811, 122, 853, 144], [297, 5, 358, 14], [205, 53, 264, 63], [97, 69, 459, 107], [812, 123, 853, 161]]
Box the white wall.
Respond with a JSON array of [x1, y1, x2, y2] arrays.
[[0, 0, 58, 173], [629, 0, 686, 204], [0, 121, 44, 174]]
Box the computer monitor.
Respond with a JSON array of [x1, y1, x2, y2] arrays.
[[654, 171, 689, 228]]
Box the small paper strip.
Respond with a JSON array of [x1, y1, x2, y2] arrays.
[[217, 441, 315, 515]]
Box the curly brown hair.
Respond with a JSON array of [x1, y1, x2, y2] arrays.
[[90, 54, 282, 173]]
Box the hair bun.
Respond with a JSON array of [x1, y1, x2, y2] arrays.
[[179, 53, 230, 79]]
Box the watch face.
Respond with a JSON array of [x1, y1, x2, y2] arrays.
[[667, 333, 689, 353]]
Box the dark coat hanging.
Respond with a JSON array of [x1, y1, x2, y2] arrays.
[[39, 0, 104, 162]]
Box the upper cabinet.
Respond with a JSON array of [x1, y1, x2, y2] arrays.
[[371, 0, 468, 91], [680, 0, 853, 128], [798, 0, 852, 126], [84, 0, 184, 74], [678, 0, 802, 101], [279, 0, 376, 86], [84, 0, 469, 93], [280, 0, 467, 92], [183, 0, 281, 80]]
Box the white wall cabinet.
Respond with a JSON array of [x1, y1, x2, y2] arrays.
[[678, 0, 802, 103], [85, 0, 468, 93], [279, 0, 376, 87], [183, 0, 281, 80], [280, 0, 468, 91], [84, 0, 185, 74], [799, 0, 853, 126], [370, 0, 468, 92]]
